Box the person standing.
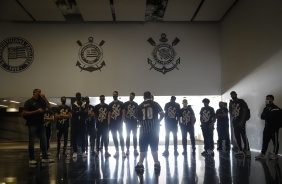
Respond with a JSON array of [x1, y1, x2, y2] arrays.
[[200, 98, 216, 156], [85, 96, 96, 155], [255, 95, 280, 160], [71, 92, 88, 158], [215, 102, 230, 151], [55, 96, 72, 157], [94, 95, 111, 158], [43, 107, 54, 155], [108, 91, 126, 158], [135, 91, 164, 173], [162, 96, 180, 156], [179, 99, 196, 155], [124, 92, 139, 156], [23, 89, 54, 164], [229, 91, 251, 157]]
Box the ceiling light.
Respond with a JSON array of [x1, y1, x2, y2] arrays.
[[10, 100, 20, 103], [0, 105, 8, 107], [49, 102, 57, 106]]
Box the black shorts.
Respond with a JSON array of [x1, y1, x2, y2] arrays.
[[139, 132, 159, 152]]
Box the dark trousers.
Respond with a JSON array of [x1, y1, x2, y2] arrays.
[[217, 123, 230, 149], [180, 124, 195, 150], [28, 124, 48, 160], [96, 127, 109, 151], [57, 128, 68, 153], [45, 125, 52, 151], [86, 124, 96, 152], [125, 121, 138, 150], [110, 122, 125, 151], [202, 126, 214, 151], [261, 126, 279, 154], [233, 122, 250, 151], [165, 120, 178, 151], [72, 120, 86, 153]]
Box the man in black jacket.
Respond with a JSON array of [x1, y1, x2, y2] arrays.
[[255, 94, 280, 160]]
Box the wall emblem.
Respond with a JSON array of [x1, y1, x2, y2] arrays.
[[147, 33, 180, 74], [0, 37, 34, 73], [76, 37, 106, 72]]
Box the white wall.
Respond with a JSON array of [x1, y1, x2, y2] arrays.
[[0, 22, 221, 98], [221, 0, 282, 153]]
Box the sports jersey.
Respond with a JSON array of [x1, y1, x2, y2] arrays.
[[109, 100, 125, 123], [56, 105, 71, 130], [86, 104, 95, 127], [179, 107, 195, 126], [71, 100, 87, 121], [164, 101, 180, 121], [230, 99, 248, 123], [44, 109, 54, 128], [200, 106, 215, 126], [135, 99, 163, 133], [124, 101, 138, 123], [94, 103, 110, 129]]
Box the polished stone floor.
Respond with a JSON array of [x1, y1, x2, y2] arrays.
[[0, 143, 281, 184]]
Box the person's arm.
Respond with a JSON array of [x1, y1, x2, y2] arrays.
[[44, 114, 54, 122], [23, 108, 44, 116], [191, 115, 196, 125], [40, 93, 51, 109], [159, 111, 165, 122], [261, 107, 268, 120]]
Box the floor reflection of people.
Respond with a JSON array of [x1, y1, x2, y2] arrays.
[[218, 152, 232, 184], [181, 154, 198, 184], [203, 156, 219, 184], [233, 157, 251, 184], [258, 160, 281, 184]]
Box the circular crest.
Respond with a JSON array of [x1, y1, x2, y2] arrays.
[[152, 43, 176, 66]]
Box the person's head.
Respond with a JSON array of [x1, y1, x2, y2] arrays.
[[230, 91, 238, 101], [75, 92, 82, 101], [33, 88, 41, 99], [61, 96, 67, 105], [113, 91, 118, 100], [219, 101, 224, 109], [130, 92, 135, 101], [144, 91, 151, 100], [85, 96, 90, 104], [171, 96, 176, 102], [266, 94, 274, 105], [202, 98, 210, 107], [100, 95, 105, 103], [182, 99, 188, 108]]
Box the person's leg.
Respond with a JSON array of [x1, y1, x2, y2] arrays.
[[209, 127, 214, 151], [202, 127, 209, 151], [217, 125, 223, 149], [72, 124, 78, 153], [239, 124, 250, 151], [164, 123, 170, 152], [38, 124, 48, 159], [188, 125, 196, 150], [45, 126, 51, 151], [63, 129, 69, 155], [261, 127, 273, 155], [117, 123, 125, 152], [80, 125, 86, 153], [132, 123, 138, 150], [224, 123, 231, 149], [28, 125, 37, 160], [172, 125, 178, 152], [273, 129, 279, 155], [111, 125, 119, 152], [180, 125, 187, 152], [103, 128, 109, 152], [233, 124, 242, 151], [125, 122, 131, 151], [57, 129, 63, 155]]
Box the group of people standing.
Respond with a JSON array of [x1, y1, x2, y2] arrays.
[[23, 89, 281, 172]]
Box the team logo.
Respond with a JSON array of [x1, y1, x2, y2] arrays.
[[0, 37, 34, 73], [147, 33, 180, 74], [76, 37, 106, 72]]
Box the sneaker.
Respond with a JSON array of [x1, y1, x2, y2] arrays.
[[174, 150, 179, 156], [255, 153, 266, 160], [82, 152, 87, 158], [201, 150, 208, 156], [245, 151, 251, 158], [269, 153, 278, 160], [29, 160, 37, 165], [235, 151, 244, 157], [105, 151, 111, 158], [114, 151, 119, 158], [134, 149, 139, 156], [42, 158, 54, 163], [122, 151, 127, 158], [154, 161, 161, 171], [72, 152, 77, 158], [135, 163, 145, 171], [162, 150, 169, 157], [126, 150, 130, 155]]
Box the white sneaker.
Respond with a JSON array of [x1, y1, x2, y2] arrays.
[[235, 151, 244, 157], [29, 160, 37, 165], [82, 152, 87, 158], [126, 150, 130, 155], [245, 151, 251, 158], [255, 153, 266, 160], [269, 153, 278, 160], [134, 149, 139, 156], [72, 152, 77, 158], [114, 151, 119, 158], [42, 158, 54, 163], [122, 151, 127, 158]]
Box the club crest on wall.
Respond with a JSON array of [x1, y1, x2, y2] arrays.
[[76, 37, 106, 72], [0, 37, 34, 73], [147, 33, 180, 74]]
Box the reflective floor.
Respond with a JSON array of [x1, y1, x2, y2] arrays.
[[0, 144, 281, 184]]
